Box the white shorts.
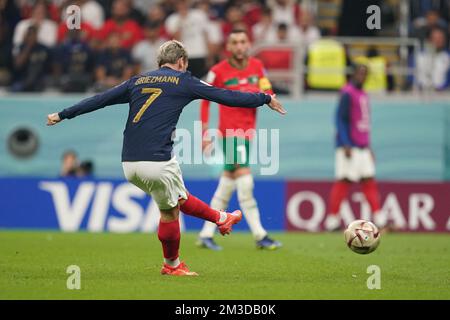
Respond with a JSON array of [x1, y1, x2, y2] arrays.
[[122, 157, 188, 210], [335, 147, 375, 182]]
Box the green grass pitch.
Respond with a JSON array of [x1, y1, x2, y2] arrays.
[[0, 231, 449, 300]]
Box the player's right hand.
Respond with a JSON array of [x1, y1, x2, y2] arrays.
[[47, 113, 61, 126], [267, 94, 287, 115]]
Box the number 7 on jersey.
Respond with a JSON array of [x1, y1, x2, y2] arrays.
[[133, 88, 163, 123]]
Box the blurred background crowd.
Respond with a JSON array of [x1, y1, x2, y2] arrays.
[[0, 0, 449, 93]]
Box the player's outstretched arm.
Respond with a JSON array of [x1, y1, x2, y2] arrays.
[[46, 80, 131, 125], [187, 76, 286, 115]]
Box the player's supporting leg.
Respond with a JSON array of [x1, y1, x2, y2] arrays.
[[158, 211, 181, 268], [158, 206, 198, 276], [198, 175, 236, 249], [325, 180, 351, 231], [180, 193, 222, 223], [235, 171, 282, 249], [361, 177, 386, 227]]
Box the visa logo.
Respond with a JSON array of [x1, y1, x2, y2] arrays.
[[39, 181, 186, 232]]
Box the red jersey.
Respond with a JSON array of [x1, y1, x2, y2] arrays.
[[200, 57, 273, 138]]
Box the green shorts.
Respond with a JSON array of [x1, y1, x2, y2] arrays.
[[221, 137, 250, 172]]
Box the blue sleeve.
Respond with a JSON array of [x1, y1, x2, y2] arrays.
[[336, 92, 352, 146], [184, 74, 271, 108], [59, 80, 130, 120]]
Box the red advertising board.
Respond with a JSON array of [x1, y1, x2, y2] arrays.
[[285, 181, 450, 232]]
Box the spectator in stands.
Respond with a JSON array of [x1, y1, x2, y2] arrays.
[[132, 21, 166, 73], [12, 0, 57, 54], [53, 29, 94, 92], [165, 0, 210, 78], [252, 6, 275, 43], [195, 0, 224, 66], [94, 32, 133, 91], [266, 22, 300, 44], [19, 0, 60, 22], [159, 0, 179, 16], [412, 9, 448, 46], [410, 0, 450, 24], [12, 25, 49, 92], [77, 160, 94, 177], [297, 10, 321, 47], [133, 0, 160, 16], [57, 0, 98, 45], [98, 0, 143, 49], [126, 0, 146, 25], [208, 0, 228, 19], [267, 0, 301, 27], [273, 23, 292, 43], [147, 3, 167, 24], [221, 5, 250, 41], [56, 18, 97, 45], [0, 15, 13, 86], [416, 27, 450, 90], [0, 0, 21, 36], [240, 0, 262, 28], [60, 150, 79, 177], [146, 3, 169, 38]]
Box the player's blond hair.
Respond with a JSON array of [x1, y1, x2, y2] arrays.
[[157, 40, 189, 67]]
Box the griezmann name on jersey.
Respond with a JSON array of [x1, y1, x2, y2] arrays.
[[58, 67, 271, 162]]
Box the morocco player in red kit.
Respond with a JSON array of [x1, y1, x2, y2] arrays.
[[198, 29, 282, 250]]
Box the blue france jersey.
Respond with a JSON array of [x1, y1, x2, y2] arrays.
[[58, 67, 271, 161]]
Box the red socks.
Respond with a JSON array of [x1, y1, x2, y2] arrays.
[[180, 194, 220, 223], [329, 179, 380, 215], [158, 219, 180, 261], [362, 179, 381, 213], [329, 181, 351, 215]]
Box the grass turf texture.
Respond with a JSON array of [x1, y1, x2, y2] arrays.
[[0, 231, 449, 300]]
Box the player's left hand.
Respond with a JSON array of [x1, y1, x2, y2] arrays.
[[47, 113, 61, 126], [267, 94, 287, 115]]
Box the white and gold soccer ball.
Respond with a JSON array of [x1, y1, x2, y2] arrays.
[[344, 220, 380, 254]]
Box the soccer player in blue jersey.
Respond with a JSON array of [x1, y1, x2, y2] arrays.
[[47, 40, 286, 276]]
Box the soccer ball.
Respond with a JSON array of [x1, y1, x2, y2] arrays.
[[344, 220, 380, 254]]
